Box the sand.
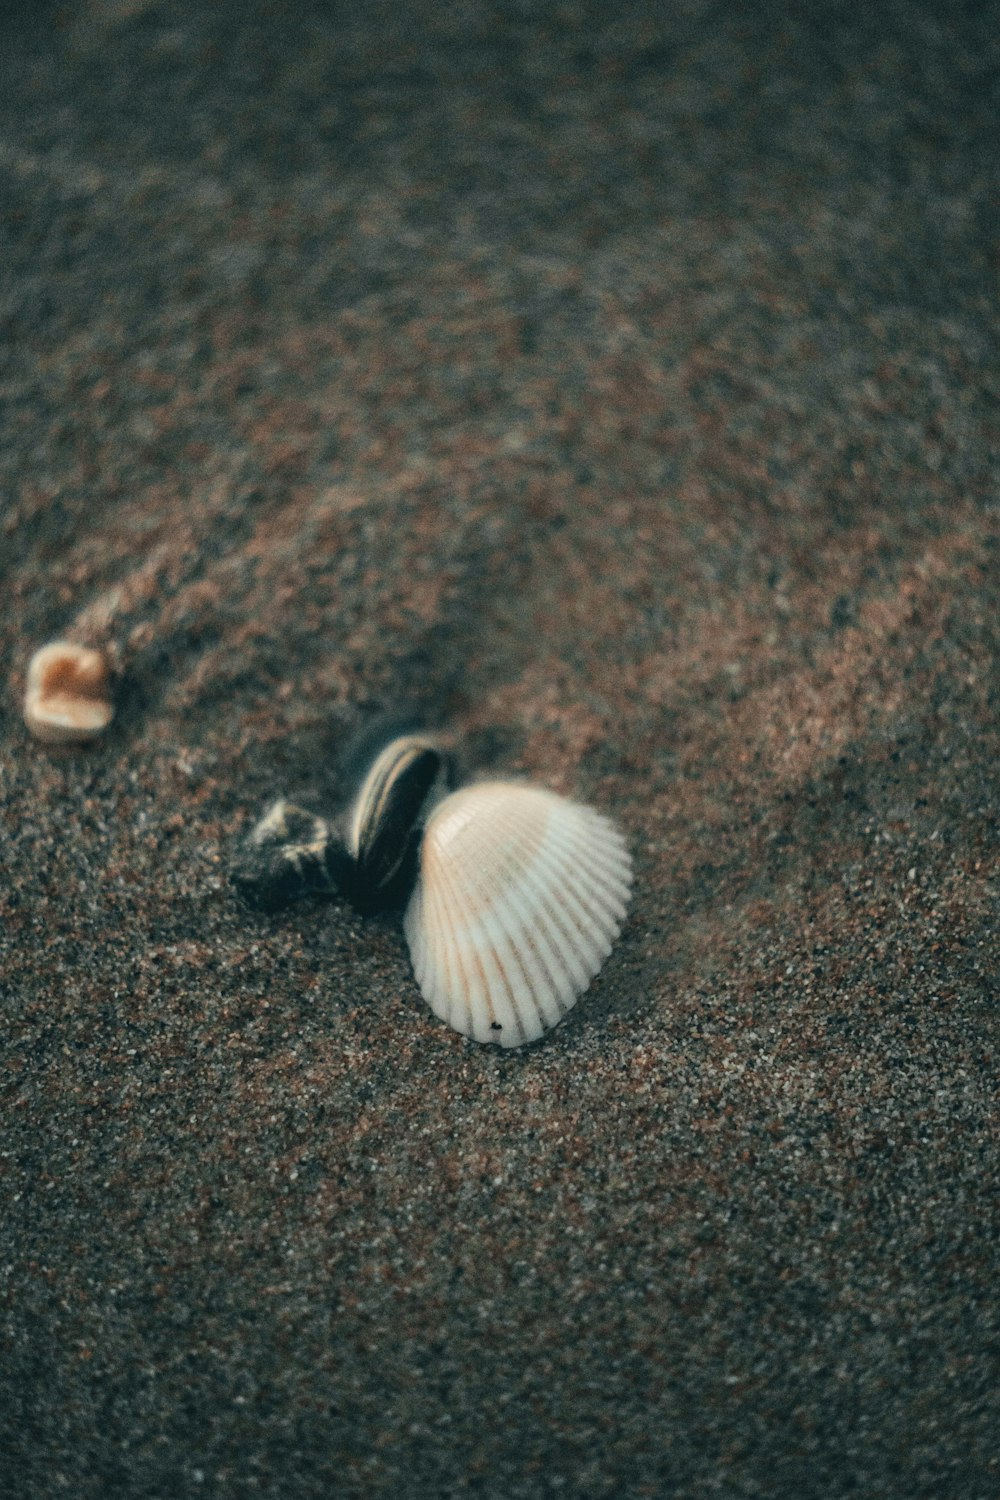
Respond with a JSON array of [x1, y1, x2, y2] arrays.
[[1, 3, 997, 1496]]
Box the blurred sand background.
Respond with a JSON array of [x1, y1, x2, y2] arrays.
[[1, 3, 998, 1496]]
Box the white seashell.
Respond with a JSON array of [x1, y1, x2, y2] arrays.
[[403, 781, 632, 1047]]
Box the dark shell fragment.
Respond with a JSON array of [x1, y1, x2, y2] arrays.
[[231, 799, 353, 913], [347, 736, 454, 911], [231, 732, 455, 916]]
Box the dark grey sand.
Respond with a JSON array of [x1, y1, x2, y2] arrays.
[[1, 3, 998, 1496]]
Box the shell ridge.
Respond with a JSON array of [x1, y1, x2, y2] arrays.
[[483, 801, 581, 1026], [476, 901, 546, 1041], [513, 846, 595, 992], [493, 877, 569, 1027], [539, 813, 633, 898], [451, 879, 532, 1043], [442, 812, 536, 1045], [408, 821, 469, 1032], [527, 838, 623, 976], [475, 817, 579, 1021], [482, 928, 532, 1044], [523, 793, 629, 876], [493, 870, 577, 1021], [530, 814, 632, 919], [419, 820, 485, 1036], [408, 870, 451, 1024], [424, 841, 472, 1033], [535, 827, 630, 923], [561, 800, 631, 857], [468, 931, 517, 1042], [535, 840, 629, 943], [473, 861, 555, 1040], [425, 807, 525, 1042]]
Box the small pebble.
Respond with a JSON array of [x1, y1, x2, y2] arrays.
[[23, 640, 114, 744]]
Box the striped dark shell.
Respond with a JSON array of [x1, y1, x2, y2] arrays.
[[346, 734, 453, 910]]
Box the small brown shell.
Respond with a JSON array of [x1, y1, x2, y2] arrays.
[[23, 641, 114, 744]]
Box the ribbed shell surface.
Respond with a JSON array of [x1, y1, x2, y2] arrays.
[[403, 782, 632, 1046]]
